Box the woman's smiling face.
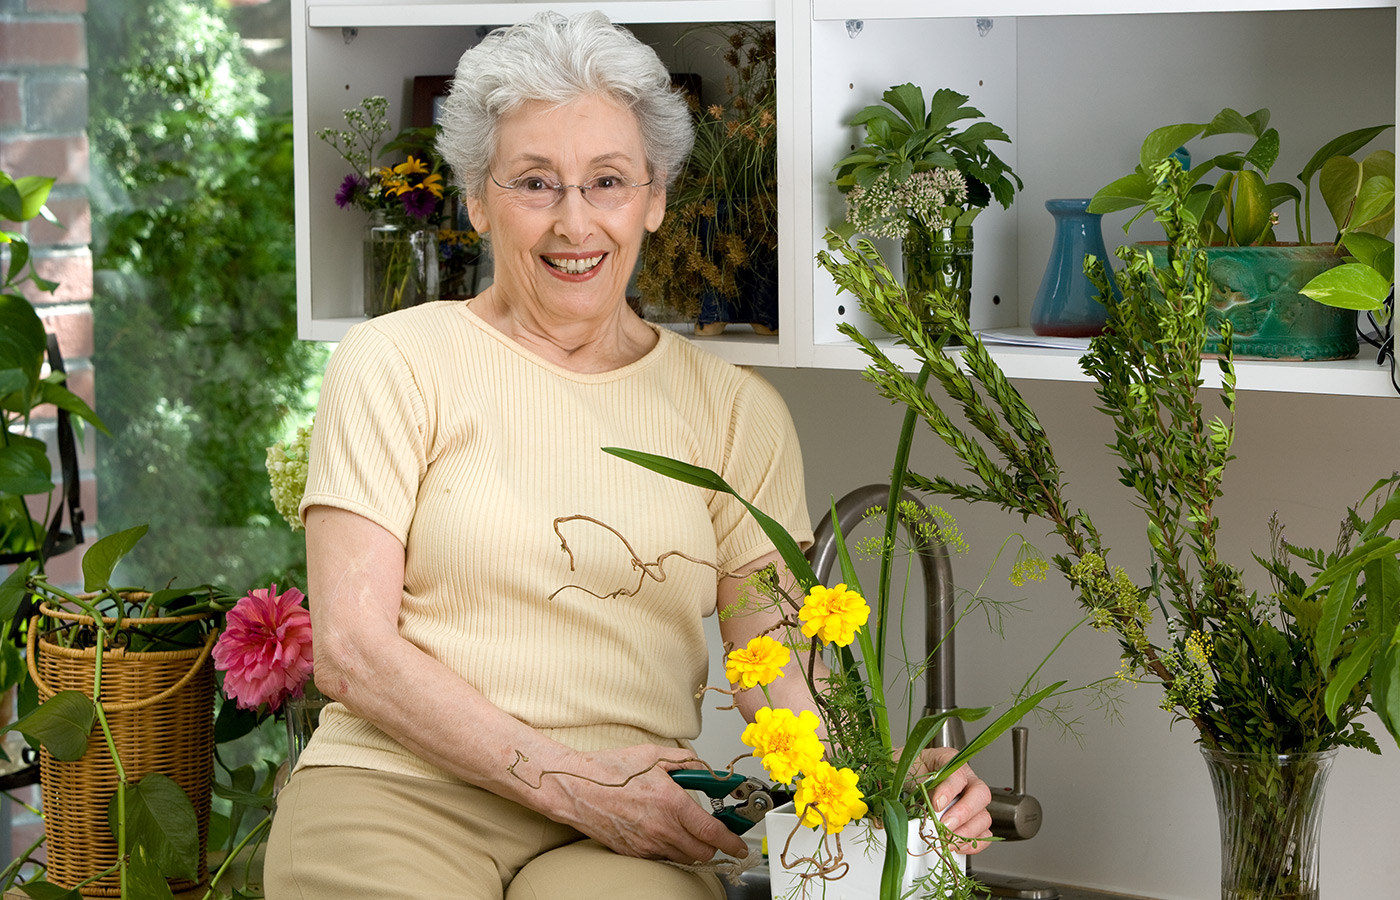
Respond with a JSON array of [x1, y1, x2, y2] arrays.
[[465, 95, 666, 325]]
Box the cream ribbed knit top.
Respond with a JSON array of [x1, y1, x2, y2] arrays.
[[296, 301, 812, 782]]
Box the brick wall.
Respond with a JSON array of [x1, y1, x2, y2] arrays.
[[1, 0, 93, 586]]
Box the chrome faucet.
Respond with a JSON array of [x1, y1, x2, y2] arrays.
[[806, 484, 1046, 849]]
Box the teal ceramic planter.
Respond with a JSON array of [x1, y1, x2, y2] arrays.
[[1141, 243, 1357, 360]]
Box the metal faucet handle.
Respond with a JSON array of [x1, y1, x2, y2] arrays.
[[987, 726, 1042, 841]]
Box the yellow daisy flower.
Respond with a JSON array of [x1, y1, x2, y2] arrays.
[[725, 636, 790, 689], [798, 583, 870, 647], [740, 707, 823, 785], [394, 155, 429, 176], [794, 761, 868, 834]]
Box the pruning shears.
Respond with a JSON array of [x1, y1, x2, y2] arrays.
[[670, 770, 794, 835]]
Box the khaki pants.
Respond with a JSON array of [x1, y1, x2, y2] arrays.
[[264, 766, 725, 900]]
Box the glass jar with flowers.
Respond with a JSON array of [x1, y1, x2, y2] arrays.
[[833, 84, 1021, 334], [317, 96, 450, 317], [816, 157, 1400, 900]]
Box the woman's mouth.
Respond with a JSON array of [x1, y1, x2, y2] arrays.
[[542, 254, 605, 275]]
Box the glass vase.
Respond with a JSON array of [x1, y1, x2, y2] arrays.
[[1201, 747, 1337, 900], [284, 680, 329, 773], [902, 223, 973, 336], [363, 209, 439, 317]]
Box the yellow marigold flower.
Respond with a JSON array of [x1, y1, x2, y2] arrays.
[[740, 707, 823, 786], [725, 636, 790, 689], [794, 761, 868, 834], [394, 155, 429, 176], [799, 584, 869, 647]]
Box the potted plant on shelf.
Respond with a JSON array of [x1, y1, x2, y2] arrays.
[[1088, 107, 1392, 360], [636, 24, 778, 336], [832, 83, 1022, 331], [817, 155, 1400, 900]]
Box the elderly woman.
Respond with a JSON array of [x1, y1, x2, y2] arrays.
[[265, 12, 991, 900]]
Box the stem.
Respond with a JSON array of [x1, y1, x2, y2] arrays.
[[92, 629, 129, 899], [201, 814, 272, 900], [854, 624, 892, 757], [877, 364, 930, 665], [0, 830, 47, 890]]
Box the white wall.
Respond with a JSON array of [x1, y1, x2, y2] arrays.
[[693, 368, 1399, 899]]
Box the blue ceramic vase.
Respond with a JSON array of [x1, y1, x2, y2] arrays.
[[1030, 199, 1116, 337]]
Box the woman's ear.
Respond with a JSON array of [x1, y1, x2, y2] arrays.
[[644, 182, 666, 233], [464, 192, 490, 235]]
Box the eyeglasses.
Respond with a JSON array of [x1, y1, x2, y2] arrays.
[[489, 172, 654, 210]]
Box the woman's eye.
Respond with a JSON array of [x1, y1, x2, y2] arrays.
[[591, 175, 622, 190], [520, 177, 552, 192]]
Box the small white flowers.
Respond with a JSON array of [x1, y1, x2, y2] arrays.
[[844, 168, 968, 240], [267, 422, 313, 532]]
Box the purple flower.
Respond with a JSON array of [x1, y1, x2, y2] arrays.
[[401, 189, 438, 220], [335, 174, 365, 209]]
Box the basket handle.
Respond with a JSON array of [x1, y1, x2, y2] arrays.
[[27, 620, 220, 713]]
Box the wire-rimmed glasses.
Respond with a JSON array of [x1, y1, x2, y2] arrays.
[[488, 172, 654, 210]]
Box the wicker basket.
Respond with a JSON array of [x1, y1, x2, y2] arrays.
[[27, 598, 217, 897]]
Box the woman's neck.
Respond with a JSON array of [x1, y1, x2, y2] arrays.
[[468, 287, 658, 374]]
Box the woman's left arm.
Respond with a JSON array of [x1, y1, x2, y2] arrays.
[[715, 549, 992, 852]]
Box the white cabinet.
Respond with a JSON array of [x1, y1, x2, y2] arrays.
[[292, 0, 1399, 396]]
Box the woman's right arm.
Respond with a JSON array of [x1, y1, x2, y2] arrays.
[[304, 504, 748, 864]]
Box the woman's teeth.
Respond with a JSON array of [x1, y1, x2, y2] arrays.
[[544, 254, 604, 274]]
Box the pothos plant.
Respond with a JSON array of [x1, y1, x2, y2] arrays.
[[0, 525, 238, 899]]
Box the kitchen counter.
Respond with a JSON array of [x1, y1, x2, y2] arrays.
[[722, 867, 1162, 900]]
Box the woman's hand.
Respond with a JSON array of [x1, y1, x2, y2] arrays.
[[545, 744, 751, 865], [909, 747, 993, 854]]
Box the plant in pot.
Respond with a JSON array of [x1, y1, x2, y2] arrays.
[[832, 83, 1021, 330], [636, 24, 778, 336], [1298, 146, 1397, 393], [817, 156, 1399, 900], [0, 525, 240, 899], [1088, 107, 1392, 360], [586, 416, 1095, 897]]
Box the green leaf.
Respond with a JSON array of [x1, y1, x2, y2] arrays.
[[890, 707, 992, 798], [11, 177, 54, 223], [16, 881, 82, 900], [82, 523, 150, 592], [1203, 107, 1262, 139], [1352, 174, 1394, 231], [1300, 263, 1392, 311], [602, 448, 818, 588], [878, 798, 908, 900], [0, 437, 53, 495], [126, 842, 177, 900], [110, 773, 200, 881], [1141, 123, 1204, 171], [0, 183, 22, 223], [0, 558, 36, 622], [881, 83, 929, 132], [1230, 170, 1271, 245], [931, 682, 1065, 784], [1340, 232, 1392, 269], [1299, 124, 1392, 188], [1373, 640, 1400, 745], [6, 690, 95, 761], [1243, 128, 1280, 176], [0, 294, 46, 388], [1316, 572, 1358, 671], [212, 778, 278, 812], [37, 379, 109, 434], [1088, 173, 1153, 214], [1325, 635, 1377, 724], [214, 696, 261, 744]]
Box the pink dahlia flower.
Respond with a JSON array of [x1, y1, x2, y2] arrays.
[[213, 584, 314, 711]]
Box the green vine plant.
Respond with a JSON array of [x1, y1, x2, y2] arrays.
[[0, 526, 238, 899], [816, 156, 1400, 760]]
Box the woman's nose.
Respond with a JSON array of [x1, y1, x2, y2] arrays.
[[551, 188, 596, 243]]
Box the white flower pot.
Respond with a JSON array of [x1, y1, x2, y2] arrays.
[[765, 802, 965, 899]]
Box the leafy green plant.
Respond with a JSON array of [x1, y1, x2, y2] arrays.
[[0, 525, 238, 899], [638, 24, 778, 320], [1300, 145, 1396, 325], [1088, 106, 1390, 246], [819, 155, 1400, 756], [833, 83, 1021, 232], [1, 171, 109, 565]]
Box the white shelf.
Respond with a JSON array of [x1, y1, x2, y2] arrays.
[[812, 0, 1393, 19], [309, 1, 777, 28]]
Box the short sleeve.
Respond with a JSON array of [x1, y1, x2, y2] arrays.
[[299, 323, 429, 544], [711, 371, 813, 570]]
